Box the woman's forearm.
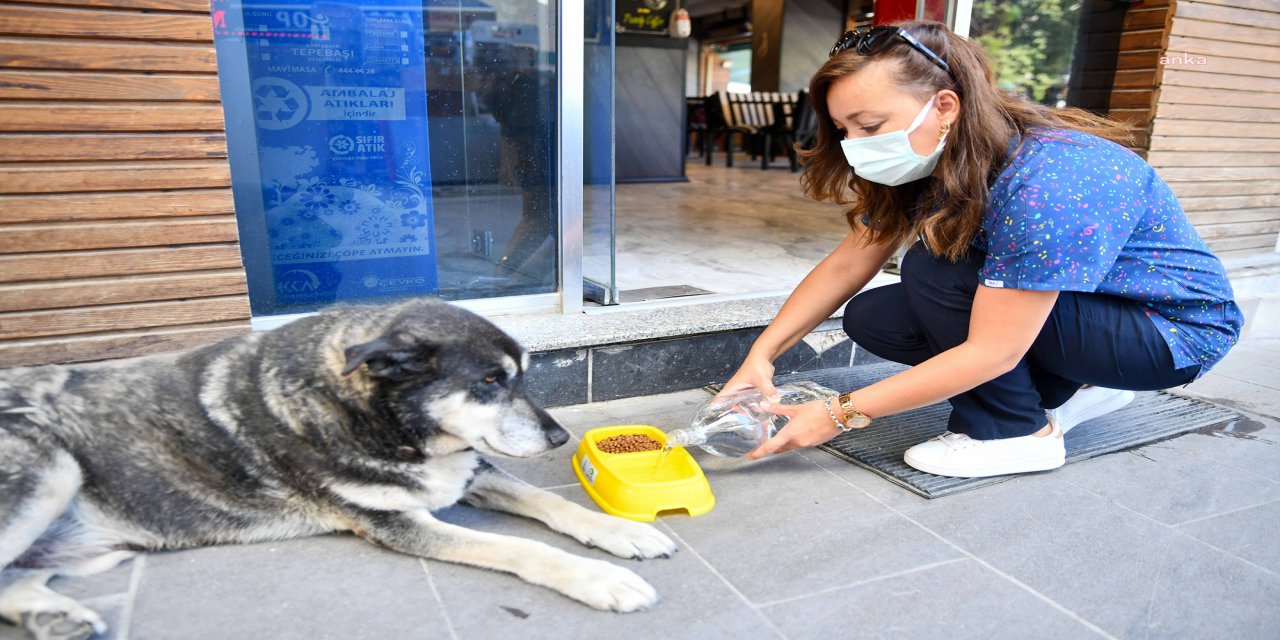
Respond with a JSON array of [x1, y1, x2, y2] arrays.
[[849, 342, 1008, 418]]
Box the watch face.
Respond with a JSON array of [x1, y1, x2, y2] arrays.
[[846, 415, 872, 428]]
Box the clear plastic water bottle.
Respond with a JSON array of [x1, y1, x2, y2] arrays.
[[665, 381, 837, 457]]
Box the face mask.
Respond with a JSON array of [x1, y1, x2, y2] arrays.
[[840, 96, 946, 186]]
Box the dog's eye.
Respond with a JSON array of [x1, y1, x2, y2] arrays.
[[483, 375, 500, 384]]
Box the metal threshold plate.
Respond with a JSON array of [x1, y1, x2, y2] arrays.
[[618, 285, 714, 304]]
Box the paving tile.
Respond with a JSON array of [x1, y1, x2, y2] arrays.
[[1053, 442, 1280, 526], [526, 348, 590, 408], [1178, 500, 1280, 574], [1177, 373, 1280, 420], [1133, 534, 1280, 639], [760, 559, 1094, 639], [129, 535, 452, 640], [1158, 423, 1280, 484], [428, 490, 778, 640], [897, 477, 1271, 637], [662, 451, 961, 605]]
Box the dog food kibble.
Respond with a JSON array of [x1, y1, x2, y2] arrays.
[[596, 434, 662, 454]]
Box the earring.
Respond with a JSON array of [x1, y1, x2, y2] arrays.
[[939, 121, 951, 140]]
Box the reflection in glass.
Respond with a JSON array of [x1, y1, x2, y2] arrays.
[[970, 0, 1083, 107], [212, 0, 558, 316]]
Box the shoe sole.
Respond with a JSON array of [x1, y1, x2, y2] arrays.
[[903, 452, 1066, 478], [1053, 390, 1136, 434]]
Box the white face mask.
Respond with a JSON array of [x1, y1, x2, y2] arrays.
[[840, 96, 946, 186]]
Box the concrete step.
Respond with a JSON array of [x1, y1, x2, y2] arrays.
[[492, 275, 899, 407]]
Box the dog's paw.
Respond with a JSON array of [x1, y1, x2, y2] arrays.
[[580, 516, 678, 560], [21, 608, 106, 640], [553, 559, 658, 612]]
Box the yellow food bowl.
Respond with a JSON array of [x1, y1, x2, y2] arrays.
[[572, 424, 715, 522]]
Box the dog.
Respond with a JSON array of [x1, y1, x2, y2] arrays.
[[0, 297, 676, 639]]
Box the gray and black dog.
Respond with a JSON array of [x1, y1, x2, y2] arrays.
[[0, 297, 676, 639]]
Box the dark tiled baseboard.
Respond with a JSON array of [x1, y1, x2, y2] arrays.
[[526, 327, 856, 408]]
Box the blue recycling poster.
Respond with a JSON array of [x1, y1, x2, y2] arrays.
[[211, 0, 437, 308]]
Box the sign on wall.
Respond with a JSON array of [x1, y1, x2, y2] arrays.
[[212, 0, 438, 310], [616, 0, 670, 34]]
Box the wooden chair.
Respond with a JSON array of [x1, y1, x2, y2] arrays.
[[702, 92, 754, 167]]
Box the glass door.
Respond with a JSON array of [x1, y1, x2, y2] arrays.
[[582, 0, 618, 305]]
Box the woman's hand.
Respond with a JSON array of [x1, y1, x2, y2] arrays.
[[718, 354, 778, 402], [745, 400, 844, 460]]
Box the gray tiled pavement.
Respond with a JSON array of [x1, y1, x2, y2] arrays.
[[3, 293, 1278, 640]]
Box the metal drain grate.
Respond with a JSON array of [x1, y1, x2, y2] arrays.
[[764, 363, 1244, 498]]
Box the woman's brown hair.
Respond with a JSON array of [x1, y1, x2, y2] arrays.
[[798, 20, 1135, 261]]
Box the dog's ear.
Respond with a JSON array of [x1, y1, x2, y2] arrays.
[[341, 335, 436, 380]]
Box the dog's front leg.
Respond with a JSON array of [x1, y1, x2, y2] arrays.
[[353, 509, 659, 612], [461, 468, 677, 560]]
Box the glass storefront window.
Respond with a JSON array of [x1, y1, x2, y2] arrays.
[[211, 0, 558, 316]]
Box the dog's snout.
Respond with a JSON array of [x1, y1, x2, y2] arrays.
[[545, 425, 570, 448]]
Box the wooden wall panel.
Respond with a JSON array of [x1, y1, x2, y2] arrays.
[[1151, 0, 1280, 258], [1067, 0, 1172, 156], [0, 0, 249, 368]]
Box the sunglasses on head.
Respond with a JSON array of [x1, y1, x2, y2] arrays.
[[830, 26, 957, 84]]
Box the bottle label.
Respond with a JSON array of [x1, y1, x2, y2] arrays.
[[579, 456, 598, 484]]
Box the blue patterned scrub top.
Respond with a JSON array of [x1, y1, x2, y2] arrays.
[[979, 128, 1243, 373]]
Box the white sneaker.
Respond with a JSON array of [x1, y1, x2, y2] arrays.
[[1046, 386, 1135, 435], [903, 428, 1065, 478]]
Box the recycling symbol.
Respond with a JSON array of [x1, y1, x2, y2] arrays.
[[252, 77, 307, 130], [329, 134, 355, 155]]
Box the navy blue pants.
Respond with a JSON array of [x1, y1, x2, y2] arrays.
[[842, 243, 1201, 440]]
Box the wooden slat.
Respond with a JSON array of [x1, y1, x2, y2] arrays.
[[1196, 219, 1280, 240], [1149, 136, 1280, 152], [0, 217, 239, 253], [1165, 35, 1280, 64], [0, 270, 248, 312], [0, 161, 231, 194], [1106, 108, 1153, 128], [0, 133, 226, 162], [0, 37, 217, 72], [1188, 207, 1280, 226], [0, 322, 248, 368], [1124, 7, 1174, 31], [1161, 68, 1280, 94], [14, 0, 214, 13], [1180, 196, 1280, 213], [0, 5, 212, 43], [1176, 1, 1280, 30], [1093, 0, 1170, 11], [1074, 89, 1154, 110], [1082, 50, 1161, 72], [0, 189, 234, 223], [1155, 85, 1280, 110], [1161, 52, 1280, 80], [1151, 119, 1280, 139], [0, 245, 244, 283], [1184, 0, 1280, 12], [1169, 180, 1280, 197], [0, 103, 226, 132], [1085, 28, 1166, 53], [1206, 234, 1278, 253], [0, 296, 250, 340], [1156, 166, 1280, 182], [0, 71, 220, 101], [1155, 104, 1280, 125], [1171, 15, 1280, 47], [1147, 151, 1280, 168]]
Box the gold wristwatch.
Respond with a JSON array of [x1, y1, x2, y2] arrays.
[[838, 392, 872, 429]]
